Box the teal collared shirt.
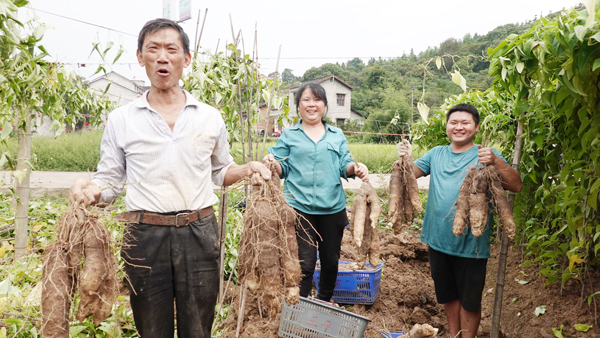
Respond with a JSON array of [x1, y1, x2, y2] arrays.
[[268, 122, 354, 215]]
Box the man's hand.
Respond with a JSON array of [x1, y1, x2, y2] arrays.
[[247, 161, 272, 186], [69, 179, 101, 206], [477, 145, 497, 165], [397, 139, 412, 158]]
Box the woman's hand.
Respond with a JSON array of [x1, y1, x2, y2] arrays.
[[354, 162, 369, 182]]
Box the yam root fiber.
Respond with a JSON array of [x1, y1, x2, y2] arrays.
[[350, 182, 381, 267], [452, 164, 516, 239], [42, 203, 118, 336], [388, 142, 422, 232], [239, 162, 301, 317]]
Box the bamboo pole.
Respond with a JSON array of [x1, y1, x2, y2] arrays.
[[218, 186, 229, 303], [14, 113, 32, 256], [491, 119, 524, 338], [235, 282, 248, 337], [196, 9, 208, 52], [260, 45, 282, 159]]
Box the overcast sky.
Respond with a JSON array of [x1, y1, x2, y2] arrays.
[[23, 0, 581, 85]]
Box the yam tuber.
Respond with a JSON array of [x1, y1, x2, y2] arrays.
[[452, 167, 476, 236], [351, 182, 381, 267], [41, 243, 71, 338]]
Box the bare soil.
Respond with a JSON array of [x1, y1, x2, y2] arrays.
[[220, 228, 600, 338]]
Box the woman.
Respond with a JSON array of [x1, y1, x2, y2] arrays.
[[263, 82, 369, 302]]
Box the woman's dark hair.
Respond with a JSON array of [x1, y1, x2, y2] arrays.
[[138, 18, 190, 54], [447, 103, 480, 125]]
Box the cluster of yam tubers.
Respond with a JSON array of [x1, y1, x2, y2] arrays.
[[42, 204, 118, 338], [452, 164, 516, 239], [238, 162, 302, 317], [388, 140, 423, 232]]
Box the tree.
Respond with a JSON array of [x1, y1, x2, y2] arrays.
[[281, 68, 296, 85]]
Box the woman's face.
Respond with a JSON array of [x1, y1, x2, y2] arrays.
[[298, 88, 326, 125]]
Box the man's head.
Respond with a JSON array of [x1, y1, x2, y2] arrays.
[[137, 19, 192, 92], [138, 19, 190, 54], [446, 103, 480, 125], [446, 103, 480, 148]]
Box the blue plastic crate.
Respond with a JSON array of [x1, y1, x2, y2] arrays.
[[279, 296, 371, 338], [313, 261, 384, 305]]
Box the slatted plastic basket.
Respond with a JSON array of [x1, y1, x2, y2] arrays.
[[381, 332, 405, 338], [313, 261, 384, 305], [278, 296, 371, 338]]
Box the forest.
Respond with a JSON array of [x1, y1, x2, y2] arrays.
[[273, 10, 564, 143]]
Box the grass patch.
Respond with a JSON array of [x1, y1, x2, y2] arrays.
[[2, 132, 427, 173]]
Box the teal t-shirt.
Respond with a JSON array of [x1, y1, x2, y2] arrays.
[[414, 144, 507, 259], [268, 122, 353, 215]]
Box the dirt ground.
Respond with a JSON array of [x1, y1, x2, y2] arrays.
[[219, 228, 600, 338]]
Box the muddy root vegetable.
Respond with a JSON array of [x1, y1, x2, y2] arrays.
[[408, 323, 439, 338], [280, 205, 301, 305], [469, 168, 489, 238], [76, 218, 113, 323], [352, 182, 381, 266], [453, 167, 476, 236], [404, 157, 422, 215], [388, 160, 402, 225], [352, 194, 367, 248], [240, 162, 302, 317], [41, 243, 71, 338], [488, 165, 516, 239], [389, 141, 422, 232]]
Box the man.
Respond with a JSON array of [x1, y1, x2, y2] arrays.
[[400, 103, 522, 338], [70, 19, 270, 337]]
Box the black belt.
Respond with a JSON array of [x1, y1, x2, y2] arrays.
[[115, 207, 214, 227]]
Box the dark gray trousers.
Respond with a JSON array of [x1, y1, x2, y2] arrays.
[[121, 213, 220, 338]]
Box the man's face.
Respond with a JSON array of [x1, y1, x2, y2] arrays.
[[446, 111, 479, 146], [137, 28, 191, 92]]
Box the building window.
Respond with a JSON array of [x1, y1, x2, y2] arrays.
[[336, 118, 346, 126], [337, 94, 345, 106]]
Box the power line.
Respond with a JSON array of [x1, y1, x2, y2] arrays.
[[29, 7, 137, 37]]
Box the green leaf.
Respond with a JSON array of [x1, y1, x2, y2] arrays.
[[574, 324, 592, 332], [592, 31, 600, 43], [517, 280, 530, 285], [574, 25, 587, 42], [516, 62, 524, 73], [552, 327, 564, 338], [593, 59, 600, 72], [451, 71, 467, 92], [1, 123, 13, 140], [69, 325, 87, 336], [535, 305, 547, 316], [435, 57, 442, 69]]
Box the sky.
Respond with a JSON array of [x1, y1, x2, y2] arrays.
[[21, 0, 582, 85]]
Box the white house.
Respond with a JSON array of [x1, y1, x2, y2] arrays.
[[88, 71, 148, 106]]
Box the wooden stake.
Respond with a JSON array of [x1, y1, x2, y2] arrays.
[[235, 282, 248, 337], [218, 186, 229, 303], [491, 119, 523, 338]]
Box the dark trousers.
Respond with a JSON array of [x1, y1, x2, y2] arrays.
[[295, 208, 348, 301], [121, 214, 220, 338]]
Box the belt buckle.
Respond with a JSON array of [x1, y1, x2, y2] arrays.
[[175, 212, 190, 227]]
